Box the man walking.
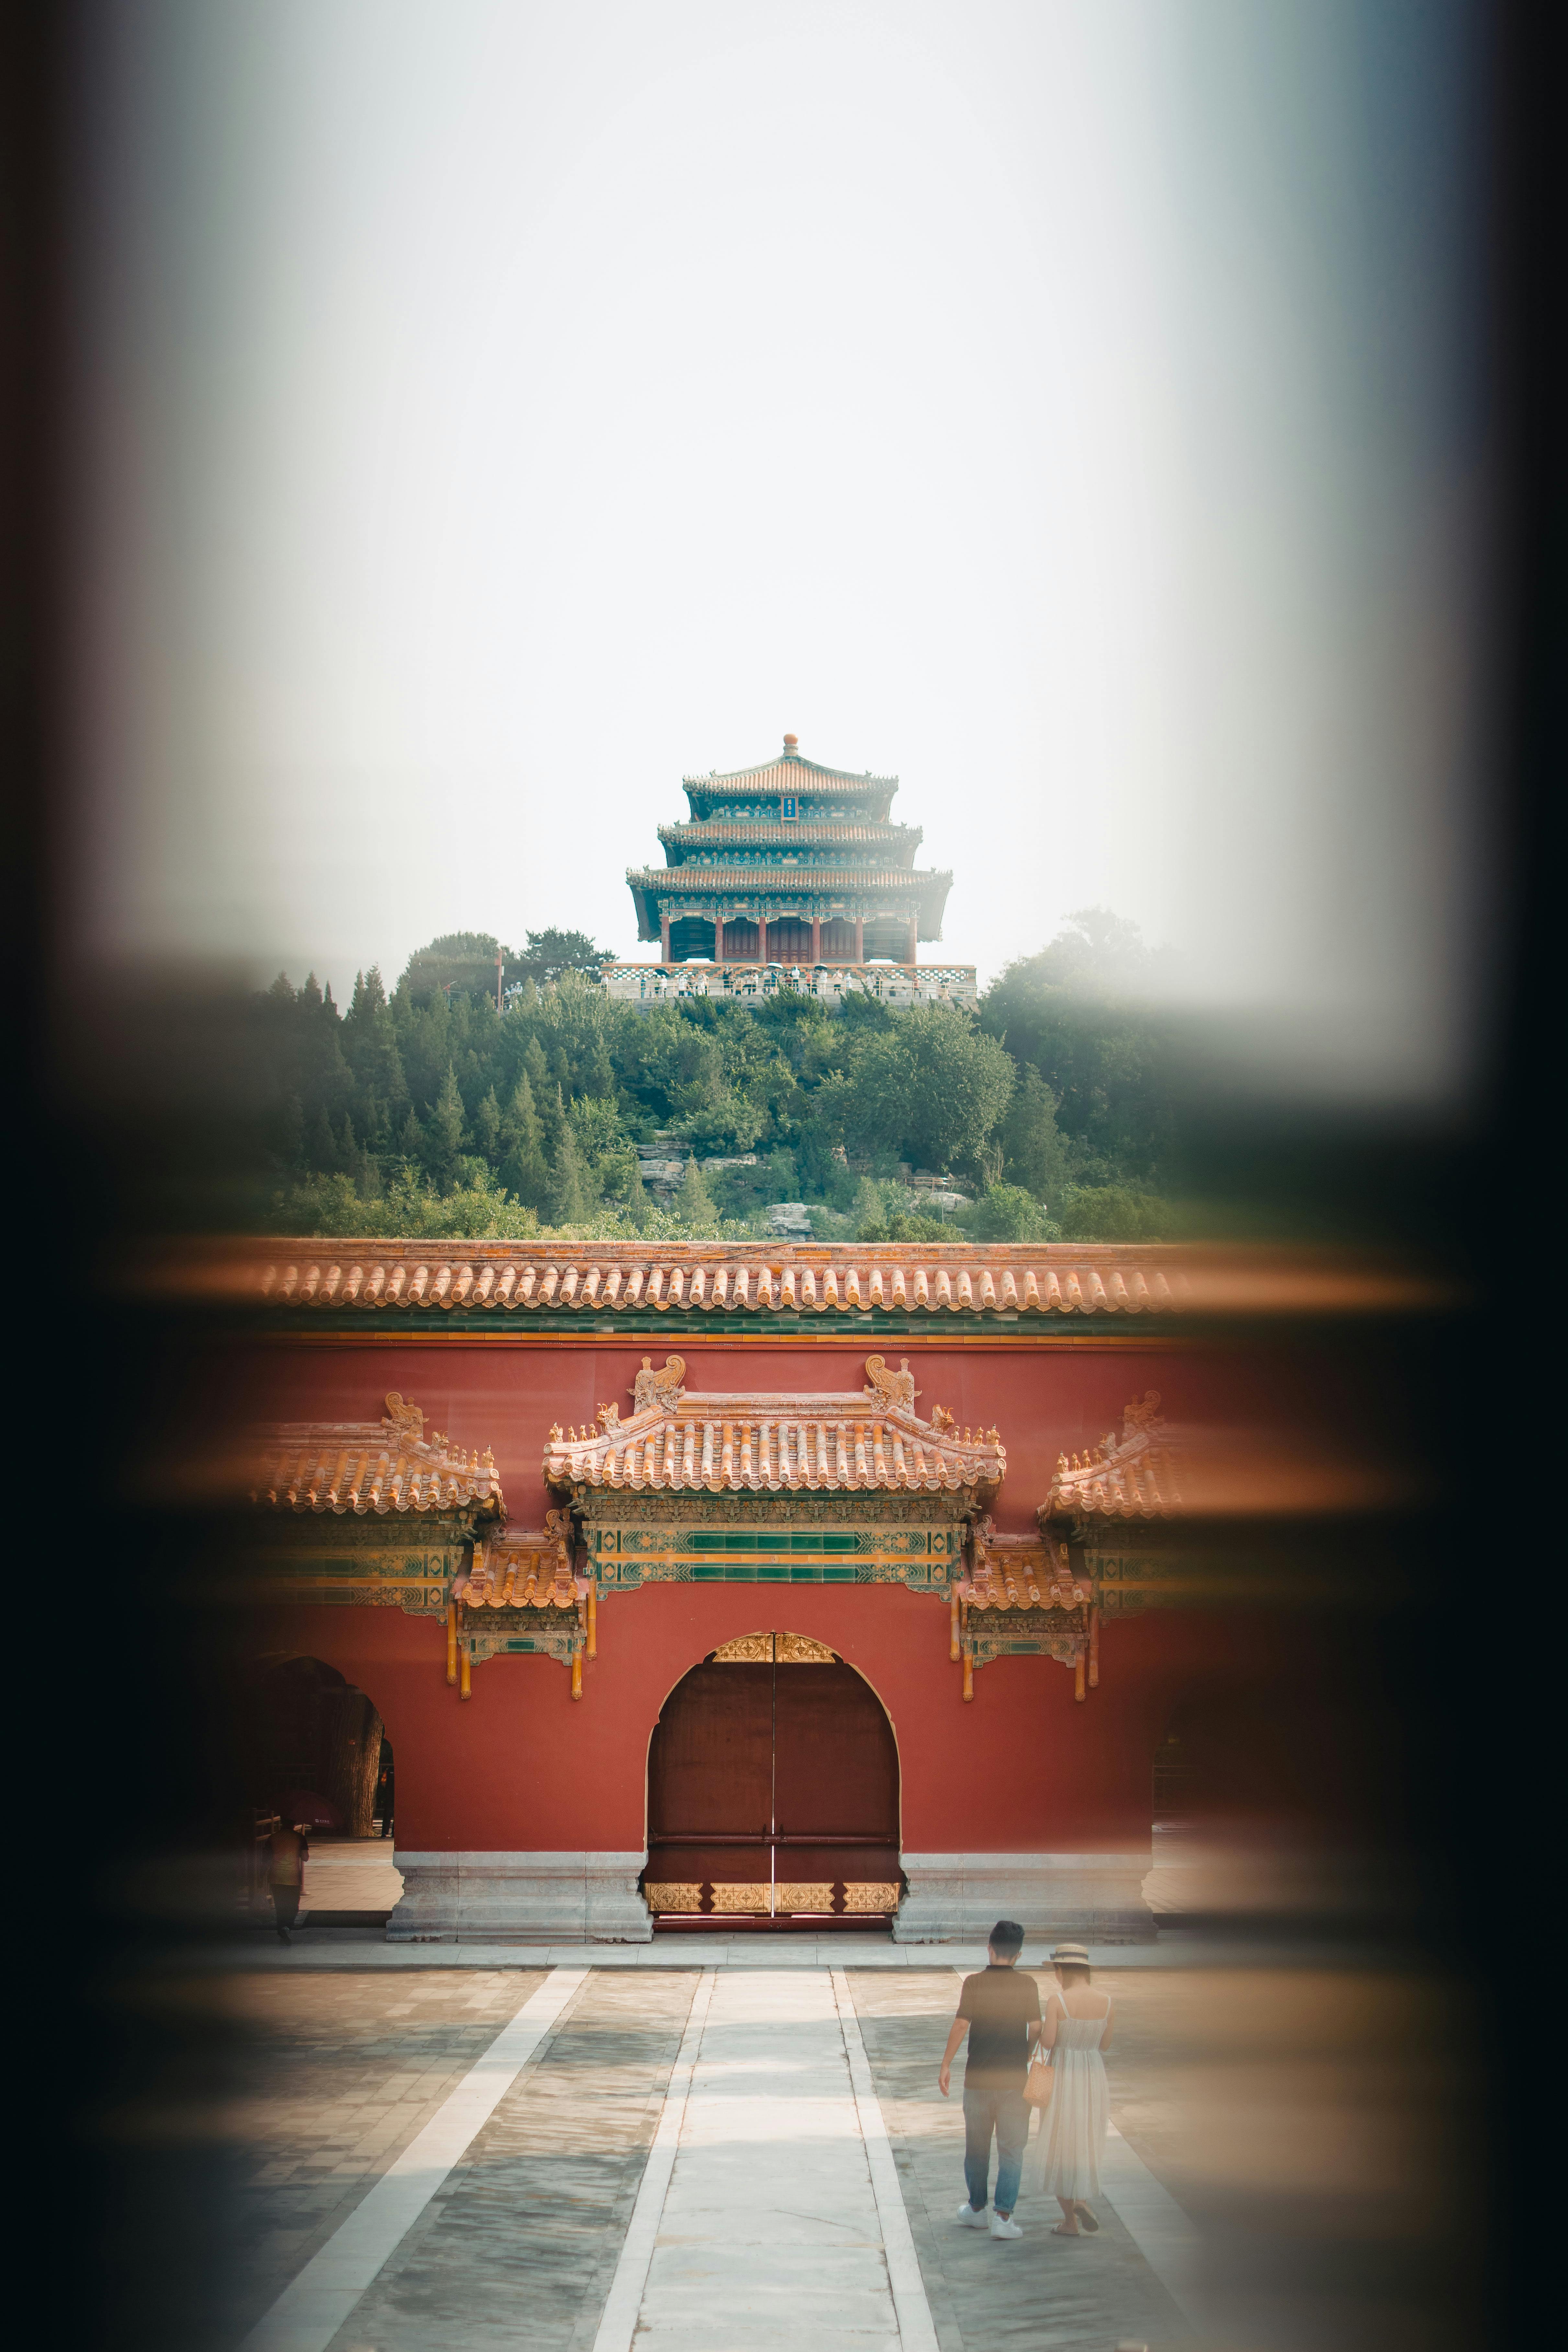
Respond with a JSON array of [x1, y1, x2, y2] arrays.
[[938, 1917, 1041, 2240]]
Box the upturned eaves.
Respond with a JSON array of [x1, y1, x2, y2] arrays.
[[659, 822, 921, 854]]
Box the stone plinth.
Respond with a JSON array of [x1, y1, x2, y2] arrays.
[[386, 1851, 651, 1943], [893, 1852, 1155, 1945]]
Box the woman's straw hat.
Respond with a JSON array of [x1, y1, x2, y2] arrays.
[[1050, 1942, 1091, 1967]]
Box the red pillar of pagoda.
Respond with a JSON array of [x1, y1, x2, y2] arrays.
[[810, 917, 822, 966], [906, 915, 918, 964], [660, 913, 672, 965], [853, 916, 864, 964]]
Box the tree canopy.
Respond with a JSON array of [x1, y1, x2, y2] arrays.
[[234, 915, 1183, 1241]]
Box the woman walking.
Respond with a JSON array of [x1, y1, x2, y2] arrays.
[[1028, 1941, 1113, 2234]]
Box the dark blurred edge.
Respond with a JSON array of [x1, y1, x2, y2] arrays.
[[6, 2, 1562, 2347]]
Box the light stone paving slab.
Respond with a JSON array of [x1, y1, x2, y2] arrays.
[[1100, 2122, 1211, 2332], [593, 1967, 938, 2352]]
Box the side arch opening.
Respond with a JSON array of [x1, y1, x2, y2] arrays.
[[234, 1655, 401, 1929]]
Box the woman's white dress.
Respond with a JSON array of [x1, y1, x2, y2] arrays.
[[1028, 1998, 1111, 2199]]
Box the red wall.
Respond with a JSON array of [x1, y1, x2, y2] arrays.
[[218, 1335, 1321, 1855]]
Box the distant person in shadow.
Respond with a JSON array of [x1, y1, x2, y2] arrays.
[[1027, 1941, 1113, 2233], [267, 1816, 310, 1944], [938, 1917, 1042, 2241]]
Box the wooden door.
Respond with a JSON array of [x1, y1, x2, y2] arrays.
[[646, 1649, 900, 1919]]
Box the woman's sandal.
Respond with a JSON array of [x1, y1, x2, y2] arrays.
[[1074, 2204, 1100, 2233], [1051, 2223, 1081, 2236]]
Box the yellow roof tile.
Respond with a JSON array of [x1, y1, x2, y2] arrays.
[[543, 1356, 1004, 1501]]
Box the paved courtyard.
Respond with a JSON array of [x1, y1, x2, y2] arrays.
[[123, 1949, 1459, 2352]]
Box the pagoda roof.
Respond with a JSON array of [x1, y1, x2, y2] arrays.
[[659, 822, 920, 854], [683, 745, 896, 792], [543, 1356, 1004, 1502], [629, 861, 949, 941], [629, 865, 947, 893]]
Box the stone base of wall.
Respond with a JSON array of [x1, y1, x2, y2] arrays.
[[892, 1852, 1155, 1945], [386, 1851, 651, 1943]]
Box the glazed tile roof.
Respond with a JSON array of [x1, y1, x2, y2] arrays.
[[131, 1240, 1447, 1322], [246, 1395, 505, 1517], [1044, 1391, 1181, 1522], [543, 1359, 1004, 1498], [659, 823, 919, 851], [683, 754, 896, 791], [1041, 1390, 1411, 1521], [453, 1519, 581, 1609], [963, 1527, 1088, 1613], [629, 865, 949, 893]]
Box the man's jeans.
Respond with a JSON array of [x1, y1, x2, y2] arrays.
[[962, 2082, 1028, 2213]]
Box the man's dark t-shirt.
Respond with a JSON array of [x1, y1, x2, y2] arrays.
[[958, 1965, 1042, 2088]]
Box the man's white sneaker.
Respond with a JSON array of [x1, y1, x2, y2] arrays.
[[955, 2202, 988, 2228], [989, 2213, 1023, 2240]]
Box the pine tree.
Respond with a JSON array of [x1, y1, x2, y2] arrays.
[[543, 1107, 588, 1226], [427, 1065, 467, 1186], [522, 1035, 549, 1096], [674, 1158, 718, 1229], [499, 1073, 548, 1206], [395, 1107, 425, 1166], [344, 965, 409, 1129], [473, 1086, 502, 1163], [308, 1107, 340, 1173]]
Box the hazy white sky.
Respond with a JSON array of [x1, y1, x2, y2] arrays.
[[78, 0, 1483, 1096]]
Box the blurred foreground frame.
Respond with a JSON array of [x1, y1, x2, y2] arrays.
[[87, 1214, 1483, 2352]]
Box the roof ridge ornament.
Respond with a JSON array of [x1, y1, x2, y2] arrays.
[[382, 1391, 425, 1445], [863, 1353, 919, 1411], [631, 1354, 686, 1413]]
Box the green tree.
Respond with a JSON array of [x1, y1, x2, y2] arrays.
[[543, 1101, 588, 1224], [980, 913, 1178, 1187], [846, 1007, 1014, 1176], [401, 932, 512, 1005], [963, 1183, 1056, 1242], [1056, 1184, 1175, 1241], [514, 927, 610, 987], [673, 1158, 718, 1228], [998, 1065, 1072, 1207], [342, 966, 409, 1140], [472, 1085, 502, 1164], [426, 1065, 467, 1186], [522, 1034, 550, 1098], [498, 1072, 548, 1205]]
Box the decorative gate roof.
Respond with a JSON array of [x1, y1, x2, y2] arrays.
[[544, 1354, 1004, 1503], [245, 1393, 504, 1520], [1043, 1390, 1181, 1522]]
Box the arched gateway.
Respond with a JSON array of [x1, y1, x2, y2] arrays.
[[215, 1317, 1171, 1942], [646, 1635, 900, 1923]]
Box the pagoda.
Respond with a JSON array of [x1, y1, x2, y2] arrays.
[[611, 735, 971, 1007]]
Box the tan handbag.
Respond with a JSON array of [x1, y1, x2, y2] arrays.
[[1023, 2044, 1054, 2109]]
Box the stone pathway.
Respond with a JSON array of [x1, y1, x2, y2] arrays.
[[593, 1968, 933, 2351], [167, 1963, 1207, 2351]]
